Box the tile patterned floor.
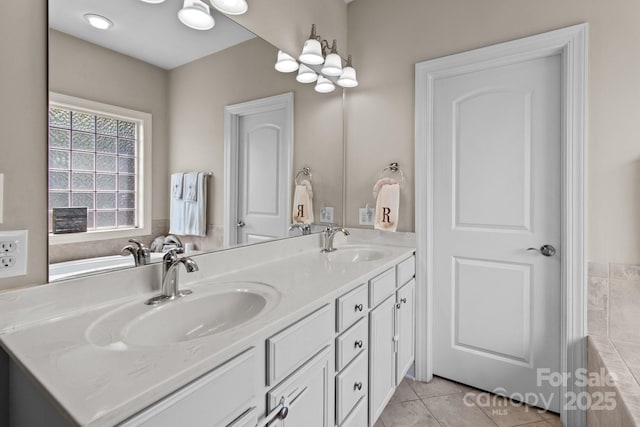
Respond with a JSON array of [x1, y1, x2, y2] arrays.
[[375, 376, 563, 427]]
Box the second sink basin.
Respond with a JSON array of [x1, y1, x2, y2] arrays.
[[87, 281, 280, 348], [326, 246, 386, 263]]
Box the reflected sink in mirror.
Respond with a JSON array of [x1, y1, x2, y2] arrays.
[[325, 246, 386, 264], [87, 281, 280, 348]]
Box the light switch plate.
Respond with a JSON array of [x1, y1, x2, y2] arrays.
[[0, 230, 28, 278], [320, 207, 334, 223], [359, 207, 375, 226]]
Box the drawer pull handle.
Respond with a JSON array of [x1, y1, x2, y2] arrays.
[[354, 382, 363, 391], [401, 298, 407, 304], [354, 340, 364, 349], [355, 304, 364, 312]]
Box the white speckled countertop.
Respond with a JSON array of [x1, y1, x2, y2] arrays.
[[0, 230, 415, 426]]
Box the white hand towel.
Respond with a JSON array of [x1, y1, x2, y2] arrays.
[[183, 172, 207, 236], [374, 179, 400, 232], [183, 172, 199, 202], [171, 173, 184, 199], [169, 196, 185, 235], [292, 179, 314, 224]]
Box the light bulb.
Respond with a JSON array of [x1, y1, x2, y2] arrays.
[[84, 14, 113, 30]]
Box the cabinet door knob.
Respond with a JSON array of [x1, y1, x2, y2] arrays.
[[354, 382, 363, 391], [354, 340, 364, 349], [355, 303, 364, 312], [401, 298, 407, 304]]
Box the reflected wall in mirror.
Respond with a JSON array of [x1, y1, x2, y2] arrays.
[[47, 0, 344, 282]]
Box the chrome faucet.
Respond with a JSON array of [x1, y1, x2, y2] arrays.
[[289, 223, 312, 236], [164, 234, 183, 249], [145, 249, 198, 305], [121, 238, 151, 266], [322, 226, 350, 253]]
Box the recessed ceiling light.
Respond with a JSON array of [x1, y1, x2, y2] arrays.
[[210, 0, 248, 15], [83, 14, 113, 30], [139, 0, 166, 3]]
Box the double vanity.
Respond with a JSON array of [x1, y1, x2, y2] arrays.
[[0, 230, 416, 427]]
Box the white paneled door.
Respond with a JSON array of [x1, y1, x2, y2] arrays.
[[237, 107, 290, 245], [432, 54, 562, 411]]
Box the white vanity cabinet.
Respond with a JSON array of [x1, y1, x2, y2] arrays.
[[119, 349, 258, 427], [368, 255, 416, 425]]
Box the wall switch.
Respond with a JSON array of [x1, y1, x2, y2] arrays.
[[0, 230, 27, 279], [359, 207, 376, 226], [320, 207, 334, 223]]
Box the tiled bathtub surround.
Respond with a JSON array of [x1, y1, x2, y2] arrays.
[[587, 262, 640, 426]]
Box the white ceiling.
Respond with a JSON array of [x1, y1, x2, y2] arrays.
[[49, 0, 257, 70]]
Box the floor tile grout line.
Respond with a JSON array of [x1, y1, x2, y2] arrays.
[[416, 398, 445, 427]]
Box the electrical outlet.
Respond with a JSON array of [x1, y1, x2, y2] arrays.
[[0, 256, 15, 268], [0, 240, 17, 252], [359, 207, 375, 226], [0, 230, 27, 279], [320, 207, 334, 223]]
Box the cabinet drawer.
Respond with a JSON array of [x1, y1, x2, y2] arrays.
[[369, 268, 396, 308], [119, 349, 256, 427], [227, 408, 257, 427], [267, 304, 333, 386], [336, 317, 368, 371], [340, 396, 367, 427], [336, 284, 368, 332], [336, 351, 368, 425], [396, 255, 415, 287]]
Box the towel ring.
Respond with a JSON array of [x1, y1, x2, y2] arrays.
[[378, 162, 405, 185], [295, 167, 312, 185]]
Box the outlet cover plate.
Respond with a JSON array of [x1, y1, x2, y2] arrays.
[[0, 230, 28, 278], [359, 207, 375, 226], [320, 207, 334, 223]]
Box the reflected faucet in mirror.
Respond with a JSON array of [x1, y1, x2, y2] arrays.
[[121, 239, 151, 267], [289, 223, 311, 236]]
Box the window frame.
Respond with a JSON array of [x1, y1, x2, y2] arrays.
[[48, 92, 152, 245]]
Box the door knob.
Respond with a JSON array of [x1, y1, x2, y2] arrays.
[[236, 220, 246, 228], [527, 245, 556, 257]]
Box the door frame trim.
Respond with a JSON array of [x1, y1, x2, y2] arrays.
[[414, 24, 587, 426], [223, 92, 294, 246]]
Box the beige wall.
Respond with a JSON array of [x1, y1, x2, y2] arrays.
[[0, 1, 48, 290], [346, 0, 640, 264], [168, 37, 344, 235]]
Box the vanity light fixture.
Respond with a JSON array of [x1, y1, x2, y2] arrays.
[[275, 50, 299, 73], [210, 0, 248, 15], [83, 14, 113, 30], [178, 0, 215, 31], [276, 24, 358, 93], [296, 64, 318, 83], [315, 75, 335, 93], [337, 55, 358, 88]]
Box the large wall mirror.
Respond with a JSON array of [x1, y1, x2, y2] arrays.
[[47, 0, 344, 282]]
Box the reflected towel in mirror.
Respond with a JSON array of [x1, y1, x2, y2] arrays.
[[292, 179, 314, 224]]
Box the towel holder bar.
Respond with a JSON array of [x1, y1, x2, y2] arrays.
[[295, 166, 312, 185], [379, 162, 405, 184]]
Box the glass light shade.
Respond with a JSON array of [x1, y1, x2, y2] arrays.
[[210, 0, 248, 15], [299, 39, 324, 65], [337, 66, 358, 88], [296, 64, 318, 83], [178, 0, 215, 30], [321, 52, 342, 77], [84, 14, 113, 30], [315, 75, 335, 93], [275, 50, 299, 73]]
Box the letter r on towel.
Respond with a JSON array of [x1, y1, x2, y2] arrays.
[[382, 207, 391, 223], [297, 204, 304, 217]]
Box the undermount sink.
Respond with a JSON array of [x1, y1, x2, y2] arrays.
[[326, 246, 386, 264], [87, 281, 280, 348]]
